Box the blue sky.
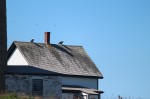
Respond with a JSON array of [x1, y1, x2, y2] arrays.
[[7, 0, 150, 98]]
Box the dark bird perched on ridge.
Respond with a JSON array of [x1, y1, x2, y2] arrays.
[[58, 41, 64, 45], [30, 38, 34, 43]]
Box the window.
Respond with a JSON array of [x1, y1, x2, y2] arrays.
[[73, 94, 86, 99], [32, 79, 43, 96]]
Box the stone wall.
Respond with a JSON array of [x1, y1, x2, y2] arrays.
[[5, 75, 62, 98]]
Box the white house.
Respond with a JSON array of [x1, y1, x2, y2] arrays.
[[6, 32, 103, 99]]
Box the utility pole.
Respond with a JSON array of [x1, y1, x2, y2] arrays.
[[0, 0, 7, 92]]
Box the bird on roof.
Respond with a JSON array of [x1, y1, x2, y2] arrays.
[[30, 38, 34, 43], [58, 41, 64, 45]]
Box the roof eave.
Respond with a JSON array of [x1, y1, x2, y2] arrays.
[[7, 42, 16, 60], [5, 72, 103, 79], [99, 76, 104, 79]]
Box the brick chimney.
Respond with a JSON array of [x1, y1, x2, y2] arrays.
[[0, 0, 7, 92], [45, 32, 50, 44]]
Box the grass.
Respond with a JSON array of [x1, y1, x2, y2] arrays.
[[1, 93, 146, 99], [101, 96, 145, 99], [0, 93, 42, 99]]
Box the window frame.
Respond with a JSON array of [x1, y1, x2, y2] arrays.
[[32, 79, 43, 96]]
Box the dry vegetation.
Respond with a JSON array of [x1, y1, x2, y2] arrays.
[[0, 93, 42, 99], [102, 96, 144, 99], [0, 93, 146, 99]]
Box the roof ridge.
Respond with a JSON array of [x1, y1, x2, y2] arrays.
[[13, 41, 83, 47]]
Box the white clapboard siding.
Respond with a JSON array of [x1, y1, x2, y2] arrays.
[[60, 76, 98, 89]]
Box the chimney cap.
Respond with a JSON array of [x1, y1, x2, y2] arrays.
[[45, 32, 51, 34]]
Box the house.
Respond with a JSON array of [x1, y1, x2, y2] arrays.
[[6, 32, 104, 99]]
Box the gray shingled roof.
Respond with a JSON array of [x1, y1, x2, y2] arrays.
[[8, 41, 103, 78]]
